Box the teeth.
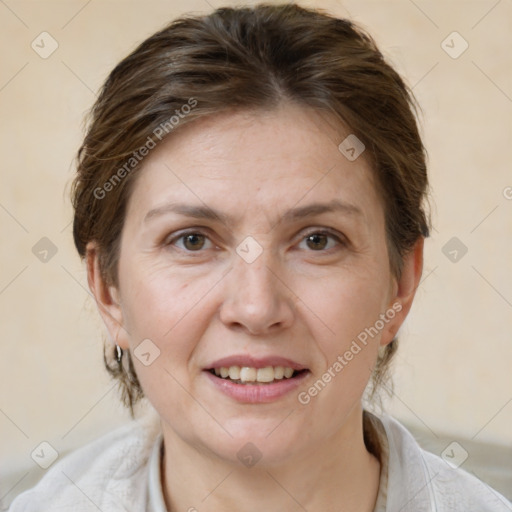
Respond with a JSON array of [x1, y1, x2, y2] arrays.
[[283, 367, 294, 378], [256, 366, 274, 383], [212, 365, 299, 383], [274, 366, 284, 379], [240, 367, 257, 382], [228, 366, 240, 380]]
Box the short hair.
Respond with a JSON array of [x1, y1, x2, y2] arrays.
[[72, 3, 430, 415]]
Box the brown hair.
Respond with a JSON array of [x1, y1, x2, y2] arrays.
[[72, 2, 430, 415]]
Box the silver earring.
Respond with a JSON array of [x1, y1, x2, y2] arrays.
[[115, 344, 123, 364]]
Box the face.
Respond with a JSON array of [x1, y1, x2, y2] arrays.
[[92, 103, 418, 466]]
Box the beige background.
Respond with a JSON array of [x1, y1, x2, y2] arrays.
[[1, 0, 511, 506]]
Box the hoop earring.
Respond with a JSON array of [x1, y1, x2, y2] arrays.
[[115, 344, 123, 365]]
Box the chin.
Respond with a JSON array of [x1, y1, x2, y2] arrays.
[[204, 420, 307, 467]]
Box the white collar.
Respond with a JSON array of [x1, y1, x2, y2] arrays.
[[147, 432, 167, 512], [145, 416, 390, 512]]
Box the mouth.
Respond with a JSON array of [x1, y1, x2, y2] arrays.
[[203, 356, 310, 403], [208, 365, 308, 384]]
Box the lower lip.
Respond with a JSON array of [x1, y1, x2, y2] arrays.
[[203, 370, 309, 403]]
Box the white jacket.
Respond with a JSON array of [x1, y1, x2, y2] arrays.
[[8, 410, 511, 511]]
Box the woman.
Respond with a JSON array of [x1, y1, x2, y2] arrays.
[[8, 3, 510, 511]]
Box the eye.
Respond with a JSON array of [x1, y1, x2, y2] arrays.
[[165, 228, 344, 254], [298, 230, 343, 252], [168, 231, 214, 252]]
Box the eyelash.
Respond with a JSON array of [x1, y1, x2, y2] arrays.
[[165, 228, 345, 255]]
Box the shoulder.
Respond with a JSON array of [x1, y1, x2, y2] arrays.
[[377, 413, 512, 512], [8, 409, 161, 512]]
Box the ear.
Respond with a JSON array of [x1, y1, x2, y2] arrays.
[[380, 237, 424, 346], [86, 242, 130, 350]]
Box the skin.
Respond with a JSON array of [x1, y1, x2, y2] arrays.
[[87, 103, 423, 512]]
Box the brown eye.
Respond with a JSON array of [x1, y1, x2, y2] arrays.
[[298, 230, 342, 252], [182, 233, 207, 251], [168, 231, 213, 252], [305, 233, 329, 250]]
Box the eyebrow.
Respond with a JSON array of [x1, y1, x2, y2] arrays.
[[144, 199, 363, 226]]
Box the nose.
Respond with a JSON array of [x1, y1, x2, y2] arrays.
[[219, 248, 295, 336]]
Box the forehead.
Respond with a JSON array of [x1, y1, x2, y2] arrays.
[[126, 103, 383, 228]]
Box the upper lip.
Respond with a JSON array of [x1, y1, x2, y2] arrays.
[[205, 355, 308, 371]]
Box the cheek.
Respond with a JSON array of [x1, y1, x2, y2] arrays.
[[120, 265, 222, 369], [298, 265, 391, 405], [296, 278, 386, 424], [119, 270, 213, 414], [122, 255, 207, 331], [300, 266, 391, 344]]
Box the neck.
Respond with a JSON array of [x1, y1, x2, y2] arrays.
[[160, 405, 380, 512]]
